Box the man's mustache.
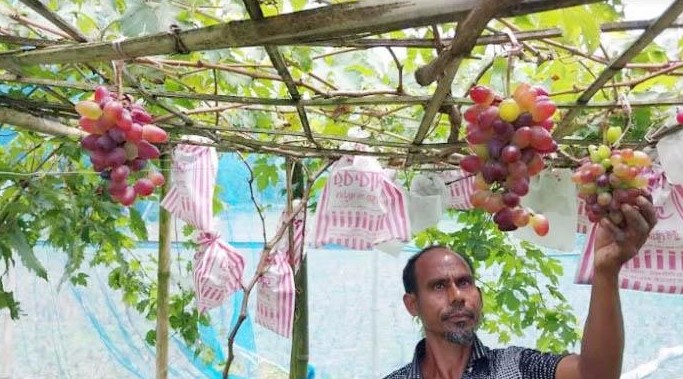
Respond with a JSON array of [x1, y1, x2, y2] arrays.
[[441, 306, 476, 321]]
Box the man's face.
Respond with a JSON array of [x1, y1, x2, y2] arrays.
[[403, 248, 482, 345]]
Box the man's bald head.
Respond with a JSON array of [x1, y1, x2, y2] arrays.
[[402, 245, 475, 295]]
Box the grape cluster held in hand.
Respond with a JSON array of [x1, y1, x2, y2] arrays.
[[76, 86, 168, 206], [462, 83, 558, 236], [573, 127, 651, 226]]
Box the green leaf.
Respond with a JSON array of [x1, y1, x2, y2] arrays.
[[128, 207, 149, 241], [145, 329, 157, 346], [70, 272, 89, 287], [291, 0, 307, 11], [561, 7, 601, 54], [0, 286, 20, 320], [120, 0, 180, 37], [632, 44, 669, 64], [6, 223, 47, 280]]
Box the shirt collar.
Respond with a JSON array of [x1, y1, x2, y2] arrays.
[[408, 335, 488, 378]]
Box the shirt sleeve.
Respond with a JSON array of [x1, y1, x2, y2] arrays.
[[518, 348, 568, 379]]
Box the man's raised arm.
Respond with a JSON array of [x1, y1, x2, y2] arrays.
[[556, 196, 657, 379]]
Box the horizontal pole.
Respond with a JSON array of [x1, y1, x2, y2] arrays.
[[3, 75, 683, 110], [305, 27, 562, 48], [0, 106, 86, 137], [0, 0, 601, 69]]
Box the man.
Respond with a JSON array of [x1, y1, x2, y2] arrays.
[[384, 195, 657, 379]]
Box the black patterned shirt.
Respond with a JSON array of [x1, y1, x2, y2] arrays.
[[383, 336, 567, 379]]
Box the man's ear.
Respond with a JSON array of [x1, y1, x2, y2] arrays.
[[403, 292, 419, 317]]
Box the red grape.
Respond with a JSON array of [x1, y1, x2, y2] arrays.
[[470, 190, 491, 208], [530, 214, 549, 236], [466, 128, 492, 145], [118, 186, 137, 206], [508, 161, 528, 179], [108, 180, 128, 197], [137, 140, 160, 160], [530, 100, 556, 122], [527, 153, 545, 176], [477, 106, 499, 129], [469, 85, 495, 105], [106, 147, 128, 167], [130, 158, 148, 172], [512, 127, 532, 148], [502, 192, 520, 207], [487, 139, 505, 160], [81, 134, 99, 151], [131, 108, 153, 124], [501, 145, 521, 163], [530, 127, 553, 151], [512, 208, 530, 227], [141, 124, 169, 143], [107, 127, 126, 144], [134, 178, 155, 197], [117, 109, 133, 131], [149, 171, 165, 186], [96, 134, 117, 152], [460, 155, 483, 174], [125, 123, 143, 143], [513, 112, 533, 129], [102, 100, 124, 122], [464, 105, 485, 123], [506, 176, 530, 196], [111, 165, 130, 182], [538, 119, 554, 131], [94, 86, 110, 104]]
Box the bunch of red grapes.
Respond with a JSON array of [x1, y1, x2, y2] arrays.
[[573, 126, 652, 226], [460, 83, 558, 236], [76, 86, 167, 206]]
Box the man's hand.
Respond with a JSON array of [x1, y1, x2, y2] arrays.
[[593, 195, 658, 275]]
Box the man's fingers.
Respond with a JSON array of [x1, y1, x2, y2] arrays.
[[636, 196, 658, 228], [600, 217, 624, 242], [622, 203, 651, 235]]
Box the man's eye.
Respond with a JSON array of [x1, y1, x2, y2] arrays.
[[457, 279, 472, 287], [434, 282, 446, 290]]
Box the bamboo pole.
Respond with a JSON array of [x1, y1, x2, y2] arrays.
[[155, 146, 172, 379], [289, 161, 308, 379], [18, 0, 88, 42], [0, 107, 86, 137], [0, 0, 600, 69], [303, 28, 562, 48], [241, 0, 318, 147], [412, 0, 524, 156]]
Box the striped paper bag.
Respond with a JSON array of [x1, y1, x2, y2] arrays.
[[313, 159, 410, 250], [575, 173, 683, 294], [276, 201, 306, 273], [255, 250, 295, 337], [160, 144, 217, 231], [193, 232, 245, 313], [440, 170, 475, 210], [576, 198, 591, 234]]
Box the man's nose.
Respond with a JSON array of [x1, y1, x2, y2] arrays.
[[447, 283, 465, 304]]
